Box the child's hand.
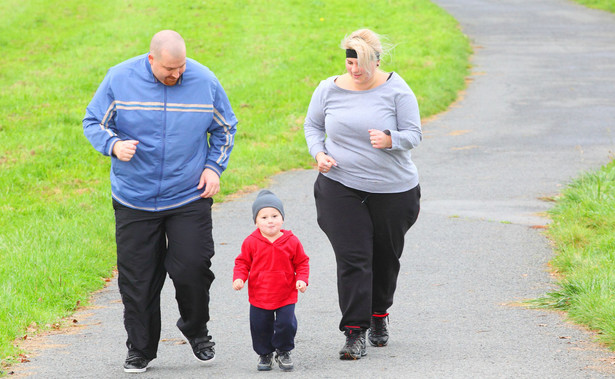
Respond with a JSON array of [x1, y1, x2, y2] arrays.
[[233, 279, 244, 290], [296, 280, 307, 293]]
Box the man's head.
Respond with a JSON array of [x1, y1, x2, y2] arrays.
[[148, 30, 186, 86]]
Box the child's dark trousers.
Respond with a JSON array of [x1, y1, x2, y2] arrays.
[[250, 304, 297, 355]]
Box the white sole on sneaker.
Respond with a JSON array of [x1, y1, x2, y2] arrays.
[[179, 331, 216, 365], [193, 354, 215, 365], [124, 367, 147, 373]]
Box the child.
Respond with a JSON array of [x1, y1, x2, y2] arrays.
[[233, 190, 310, 372]]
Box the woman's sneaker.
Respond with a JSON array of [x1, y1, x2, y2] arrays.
[[368, 313, 389, 347], [257, 353, 274, 371], [275, 350, 294, 371], [339, 327, 367, 360]]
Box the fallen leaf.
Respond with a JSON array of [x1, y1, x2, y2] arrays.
[[447, 130, 471, 136], [530, 225, 548, 229], [451, 145, 479, 151]]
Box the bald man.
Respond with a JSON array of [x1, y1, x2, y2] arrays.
[[84, 30, 237, 373]]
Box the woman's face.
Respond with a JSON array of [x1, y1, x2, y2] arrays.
[[345, 58, 377, 85]]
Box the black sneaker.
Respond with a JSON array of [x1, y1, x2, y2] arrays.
[[275, 350, 294, 371], [339, 327, 367, 360], [257, 353, 274, 371], [368, 313, 389, 347], [123, 350, 150, 373], [184, 334, 216, 364]]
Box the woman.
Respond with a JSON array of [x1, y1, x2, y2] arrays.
[[304, 29, 422, 360]]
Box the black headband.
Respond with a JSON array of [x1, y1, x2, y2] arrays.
[[345, 49, 380, 60]]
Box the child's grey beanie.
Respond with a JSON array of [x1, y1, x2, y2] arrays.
[[252, 190, 285, 222]]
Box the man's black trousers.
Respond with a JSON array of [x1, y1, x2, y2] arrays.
[[113, 198, 215, 360]]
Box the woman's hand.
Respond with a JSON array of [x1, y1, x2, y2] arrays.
[[316, 152, 337, 173], [368, 129, 392, 149]]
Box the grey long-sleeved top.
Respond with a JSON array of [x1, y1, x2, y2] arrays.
[[304, 72, 422, 193]]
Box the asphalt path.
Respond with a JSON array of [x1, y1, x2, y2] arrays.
[[14, 0, 615, 377]]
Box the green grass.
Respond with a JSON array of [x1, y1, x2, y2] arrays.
[[571, 0, 615, 13], [531, 160, 615, 347], [0, 0, 471, 371]]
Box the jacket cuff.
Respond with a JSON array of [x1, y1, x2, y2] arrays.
[[106, 137, 120, 156], [204, 163, 223, 176]]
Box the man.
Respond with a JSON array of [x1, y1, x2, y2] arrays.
[[83, 30, 237, 373]]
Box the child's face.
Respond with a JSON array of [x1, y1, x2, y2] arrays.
[[255, 207, 284, 238]]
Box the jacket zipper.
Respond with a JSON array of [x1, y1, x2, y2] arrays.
[[155, 86, 168, 210]]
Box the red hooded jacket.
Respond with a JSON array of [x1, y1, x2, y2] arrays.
[[233, 229, 310, 310]]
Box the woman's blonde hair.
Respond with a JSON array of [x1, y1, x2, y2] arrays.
[[341, 29, 390, 76]]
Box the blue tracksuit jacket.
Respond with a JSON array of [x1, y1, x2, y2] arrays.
[[83, 53, 237, 211]]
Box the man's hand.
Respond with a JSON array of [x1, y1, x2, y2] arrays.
[[112, 140, 139, 161], [198, 168, 220, 198]]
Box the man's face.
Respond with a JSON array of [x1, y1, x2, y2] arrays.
[[148, 49, 186, 86]]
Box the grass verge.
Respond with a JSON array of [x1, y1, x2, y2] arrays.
[[530, 159, 615, 347], [571, 0, 615, 13]]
